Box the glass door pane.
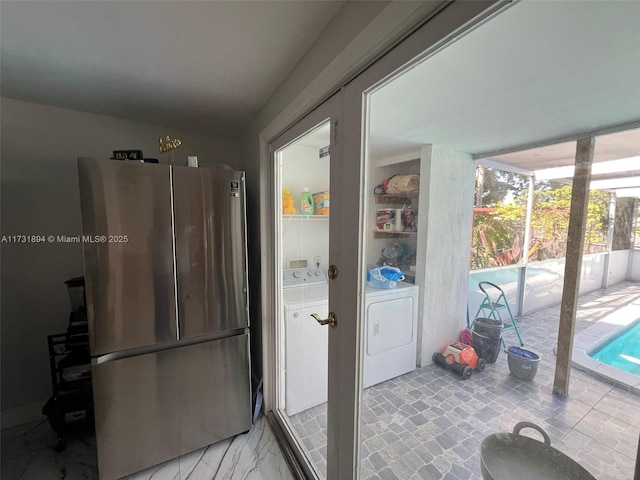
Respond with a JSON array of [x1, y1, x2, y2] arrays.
[[359, 125, 425, 480], [354, 2, 578, 479], [274, 120, 331, 479]]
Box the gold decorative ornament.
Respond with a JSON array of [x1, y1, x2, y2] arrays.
[[159, 136, 182, 165]]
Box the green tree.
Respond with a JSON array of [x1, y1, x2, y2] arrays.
[[475, 166, 529, 207], [470, 183, 610, 269], [521, 185, 609, 260]]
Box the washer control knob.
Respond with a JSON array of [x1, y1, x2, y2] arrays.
[[315, 271, 320, 276], [307, 271, 313, 277], [292, 271, 300, 278]]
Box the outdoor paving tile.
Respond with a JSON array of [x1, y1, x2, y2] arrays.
[[360, 444, 371, 459], [363, 435, 386, 453], [594, 387, 640, 428], [522, 394, 593, 428], [281, 283, 640, 479], [431, 453, 453, 477], [408, 389, 423, 399], [308, 430, 326, 450], [377, 466, 400, 480], [360, 457, 376, 479], [302, 418, 321, 435], [397, 450, 425, 471], [434, 430, 458, 450], [401, 418, 420, 434], [389, 457, 420, 479], [555, 428, 635, 480], [568, 375, 613, 406], [445, 462, 476, 480], [368, 451, 387, 471], [451, 439, 475, 460], [473, 405, 501, 422], [379, 402, 399, 415], [416, 463, 443, 480], [463, 456, 483, 480], [362, 410, 379, 424], [386, 422, 405, 435], [309, 448, 324, 466], [432, 415, 453, 430], [380, 431, 400, 446], [386, 395, 406, 409], [574, 408, 640, 459], [317, 443, 326, 458], [316, 460, 327, 476], [408, 413, 429, 427], [399, 403, 419, 417], [412, 444, 435, 465], [401, 432, 422, 450]]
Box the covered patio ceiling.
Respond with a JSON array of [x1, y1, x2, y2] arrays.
[[483, 127, 640, 197], [368, 1, 640, 193]]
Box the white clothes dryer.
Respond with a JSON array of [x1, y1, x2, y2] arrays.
[[282, 269, 419, 416]]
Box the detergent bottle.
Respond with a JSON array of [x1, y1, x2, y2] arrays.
[[283, 188, 296, 215], [300, 187, 314, 215]]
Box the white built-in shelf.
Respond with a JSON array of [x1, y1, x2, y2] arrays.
[[373, 230, 417, 239], [374, 194, 419, 204], [283, 215, 329, 220], [374, 150, 421, 167]]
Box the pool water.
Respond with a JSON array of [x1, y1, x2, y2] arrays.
[[591, 320, 640, 376]]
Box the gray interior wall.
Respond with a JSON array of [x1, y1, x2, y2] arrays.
[[0, 97, 240, 427], [237, 0, 439, 397]]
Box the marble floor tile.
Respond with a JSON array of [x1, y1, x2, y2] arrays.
[[1, 420, 96, 480], [1, 416, 293, 480]]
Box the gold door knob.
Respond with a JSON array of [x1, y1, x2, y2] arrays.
[[311, 312, 337, 328]]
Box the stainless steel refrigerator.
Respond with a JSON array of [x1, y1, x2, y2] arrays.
[[78, 158, 252, 480]]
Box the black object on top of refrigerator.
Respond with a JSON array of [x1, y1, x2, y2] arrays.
[[78, 158, 251, 480]]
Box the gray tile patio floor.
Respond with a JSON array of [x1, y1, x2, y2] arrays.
[[289, 281, 640, 479]]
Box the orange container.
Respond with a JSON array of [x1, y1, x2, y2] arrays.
[[283, 189, 296, 215]]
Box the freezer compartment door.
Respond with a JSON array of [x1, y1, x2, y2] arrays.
[[78, 158, 178, 356], [92, 333, 252, 480], [173, 167, 250, 338]]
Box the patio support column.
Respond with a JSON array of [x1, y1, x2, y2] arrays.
[[519, 175, 535, 316], [553, 137, 595, 399], [602, 193, 616, 288]]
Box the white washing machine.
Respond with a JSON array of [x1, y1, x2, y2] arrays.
[[282, 269, 329, 416], [282, 269, 419, 416]]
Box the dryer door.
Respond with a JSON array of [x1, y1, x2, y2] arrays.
[[364, 292, 418, 388]]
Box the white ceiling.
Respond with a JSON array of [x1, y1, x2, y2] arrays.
[[489, 127, 640, 172], [2, 0, 639, 173], [0, 1, 344, 135], [369, 1, 640, 167]]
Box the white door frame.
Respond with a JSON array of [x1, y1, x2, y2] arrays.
[[261, 2, 511, 478], [266, 93, 342, 479]]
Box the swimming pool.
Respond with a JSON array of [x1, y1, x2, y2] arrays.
[[590, 320, 640, 376]]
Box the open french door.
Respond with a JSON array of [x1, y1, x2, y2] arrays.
[[268, 92, 363, 479], [264, 3, 510, 479]]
